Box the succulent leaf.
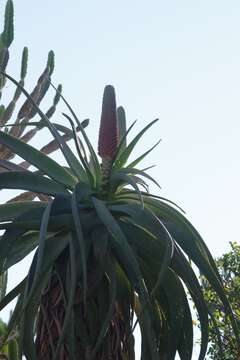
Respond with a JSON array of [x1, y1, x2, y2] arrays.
[[0, 0, 14, 48], [20, 47, 28, 80], [47, 50, 55, 76], [117, 106, 127, 149], [0, 47, 9, 71]]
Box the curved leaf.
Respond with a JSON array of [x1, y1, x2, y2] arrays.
[[115, 167, 161, 189], [0, 201, 47, 222], [3, 73, 88, 182], [0, 277, 26, 311], [52, 236, 77, 360], [71, 187, 87, 307], [90, 257, 117, 359], [0, 129, 77, 189], [127, 140, 161, 169], [0, 171, 69, 195], [117, 106, 127, 150], [92, 197, 159, 359], [111, 172, 143, 208], [114, 118, 158, 169]]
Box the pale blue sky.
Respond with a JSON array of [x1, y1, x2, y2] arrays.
[[1, 1, 240, 358]]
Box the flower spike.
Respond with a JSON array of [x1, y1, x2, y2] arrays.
[[98, 85, 119, 160]]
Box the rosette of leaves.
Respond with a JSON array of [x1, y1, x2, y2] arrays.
[[0, 0, 84, 202], [0, 79, 239, 360]]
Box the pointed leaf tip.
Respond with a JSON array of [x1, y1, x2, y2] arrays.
[[47, 50, 55, 75], [98, 85, 119, 159], [117, 106, 126, 139], [1, 0, 14, 48]]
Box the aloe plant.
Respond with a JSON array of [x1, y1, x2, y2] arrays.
[[0, 75, 238, 359]]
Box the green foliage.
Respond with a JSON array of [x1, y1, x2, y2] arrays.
[[201, 242, 240, 359], [0, 0, 14, 49], [0, 76, 238, 359], [0, 273, 20, 359], [20, 47, 28, 80]]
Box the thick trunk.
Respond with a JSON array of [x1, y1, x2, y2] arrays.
[[36, 251, 133, 360], [36, 272, 69, 359]]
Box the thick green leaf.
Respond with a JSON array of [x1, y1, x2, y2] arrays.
[[117, 106, 127, 150], [115, 261, 132, 319], [0, 201, 47, 223], [0, 271, 7, 302], [90, 257, 117, 359], [143, 196, 221, 280], [161, 269, 187, 360], [0, 227, 27, 273], [92, 226, 108, 260], [20, 46, 28, 80], [114, 167, 161, 190], [0, 209, 98, 234], [1, 0, 14, 48], [137, 262, 170, 357], [24, 231, 70, 311], [109, 203, 174, 290], [52, 237, 77, 360], [0, 218, 58, 273], [3, 73, 88, 182], [31, 201, 53, 294], [177, 293, 194, 360], [111, 172, 143, 208], [114, 118, 159, 169], [25, 195, 73, 299], [22, 270, 49, 360], [0, 214, 72, 232], [0, 207, 46, 272], [51, 84, 101, 185], [0, 278, 26, 311], [62, 112, 94, 186], [0, 129, 77, 189], [0, 171, 68, 195], [143, 196, 240, 342], [114, 120, 137, 163], [127, 140, 161, 169], [116, 190, 185, 213], [120, 216, 206, 359], [71, 187, 87, 307], [172, 247, 208, 360], [3, 231, 39, 270], [130, 175, 149, 192], [92, 197, 159, 359]]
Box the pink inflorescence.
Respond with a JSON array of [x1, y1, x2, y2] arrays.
[[98, 85, 119, 160]]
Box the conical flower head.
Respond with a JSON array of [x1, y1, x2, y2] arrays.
[[98, 85, 119, 160]]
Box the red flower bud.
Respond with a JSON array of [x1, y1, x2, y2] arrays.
[[98, 85, 119, 159]]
